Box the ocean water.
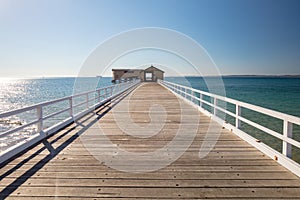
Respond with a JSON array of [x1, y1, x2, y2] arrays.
[[1, 77, 300, 162], [0, 77, 112, 150]]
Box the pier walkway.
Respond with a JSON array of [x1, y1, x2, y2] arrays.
[[1, 83, 300, 199]]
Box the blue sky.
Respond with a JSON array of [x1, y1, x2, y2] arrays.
[[0, 0, 300, 77]]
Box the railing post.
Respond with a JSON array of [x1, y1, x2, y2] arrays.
[[86, 93, 89, 109], [115, 85, 118, 95], [236, 104, 241, 128], [191, 91, 195, 104], [97, 90, 101, 102], [105, 88, 108, 99], [37, 105, 43, 133], [213, 97, 217, 115], [69, 97, 73, 117], [283, 120, 293, 158], [180, 86, 183, 97], [200, 93, 203, 108]]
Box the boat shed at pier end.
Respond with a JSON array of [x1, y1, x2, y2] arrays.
[[112, 65, 164, 83]]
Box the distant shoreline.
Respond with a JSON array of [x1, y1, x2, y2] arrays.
[[1, 75, 300, 79], [220, 75, 300, 78], [176, 75, 300, 78]]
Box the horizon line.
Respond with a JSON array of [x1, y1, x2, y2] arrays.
[[1, 74, 300, 79]]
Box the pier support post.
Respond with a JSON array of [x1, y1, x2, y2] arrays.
[[283, 120, 293, 158]]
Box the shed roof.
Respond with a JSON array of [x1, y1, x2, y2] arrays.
[[144, 66, 165, 73], [112, 69, 143, 71]]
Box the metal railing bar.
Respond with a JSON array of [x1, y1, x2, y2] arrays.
[[214, 105, 236, 118], [42, 107, 71, 121], [238, 115, 300, 148], [72, 101, 89, 109]]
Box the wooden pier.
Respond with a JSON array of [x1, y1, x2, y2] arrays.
[[1, 83, 300, 199]]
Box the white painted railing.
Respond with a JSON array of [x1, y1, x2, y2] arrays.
[[159, 79, 300, 177], [0, 79, 140, 165]]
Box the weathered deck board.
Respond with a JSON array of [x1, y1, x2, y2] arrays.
[[1, 82, 300, 199]]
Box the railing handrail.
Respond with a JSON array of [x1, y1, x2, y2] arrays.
[[159, 79, 300, 177], [0, 84, 116, 119], [161, 80, 300, 125]]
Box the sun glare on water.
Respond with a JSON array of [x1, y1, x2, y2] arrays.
[[0, 78, 17, 83]]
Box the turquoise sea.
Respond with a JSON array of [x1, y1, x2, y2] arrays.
[[0, 77, 299, 162]]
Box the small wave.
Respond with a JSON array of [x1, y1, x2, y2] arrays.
[[0, 117, 37, 152]]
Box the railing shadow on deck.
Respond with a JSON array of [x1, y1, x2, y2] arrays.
[[0, 86, 135, 198]]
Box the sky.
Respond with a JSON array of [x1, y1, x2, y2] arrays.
[[0, 0, 300, 77]]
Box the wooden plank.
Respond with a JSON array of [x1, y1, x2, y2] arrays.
[[4, 198, 300, 200], [3, 171, 297, 180], [2, 187, 300, 198], [1, 165, 287, 173], [2, 178, 300, 187]]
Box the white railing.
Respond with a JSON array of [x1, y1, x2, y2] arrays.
[[0, 79, 140, 165], [159, 79, 300, 177]]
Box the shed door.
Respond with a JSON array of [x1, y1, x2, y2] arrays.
[[145, 72, 153, 81]]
